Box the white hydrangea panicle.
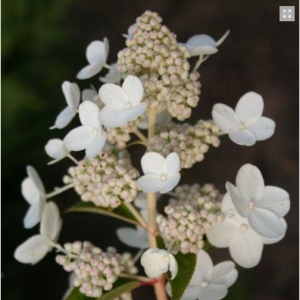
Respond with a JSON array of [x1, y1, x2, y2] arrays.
[[207, 193, 287, 268], [77, 38, 109, 79], [82, 86, 101, 106], [64, 101, 106, 158], [99, 75, 147, 128], [21, 166, 46, 229], [167, 250, 237, 300], [50, 81, 80, 129], [122, 24, 136, 39], [14, 202, 62, 264], [100, 63, 123, 84], [226, 164, 289, 239], [185, 30, 230, 56], [45, 139, 69, 165], [137, 152, 181, 194], [212, 92, 276, 146], [141, 248, 178, 279]]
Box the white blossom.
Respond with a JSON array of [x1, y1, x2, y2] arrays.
[[82, 85, 101, 106], [141, 248, 178, 279], [77, 38, 109, 79], [123, 24, 136, 39], [117, 227, 149, 249], [207, 193, 287, 268], [212, 92, 275, 146], [137, 152, 181, 194], [100, 63, 123, 84], [14, 202, 62, 265], [225, 164, 289, 238], [99, 75, 147, 128], [167, 250, 237, 300], [50, 81, 80, 129], [185, 30, 229, 56], [64, 101, 106, 158], [21, 166, 46, 229], [45, 139, 69, 165], [137, 110, 172, 130]]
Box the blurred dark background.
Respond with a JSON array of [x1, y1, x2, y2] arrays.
[[2, 0, 299, 299]]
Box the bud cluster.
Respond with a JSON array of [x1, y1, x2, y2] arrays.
[[56, 242, 136, 298], [66, 148, 139, 208], [117, 10, 201, 120], [148, 120, 221, 168]]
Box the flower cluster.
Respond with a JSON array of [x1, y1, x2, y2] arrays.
[[66, 148, 139, 208], [148, 120, 221, 168], [56, 242, 136, 298], [117, 10, 201, 120]]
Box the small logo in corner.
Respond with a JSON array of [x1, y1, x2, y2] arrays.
[[280, 6, 295, 22]]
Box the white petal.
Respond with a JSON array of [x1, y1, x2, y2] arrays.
[[261, 218, 287, 244], [226, 182, 248, 218], [197, 284, 228, 300], [168, 254, 178, 280], [236, 164, 265, 203], [27, 166, 45, 195], [99, 107, 130, 128], [122, 75, 144, 105], [235, 92, 264, 125], [62, 81, 80, 111], [99, 83, 127, 108], [64, 126, 94, 151], [247, 208, 286, 238], [191, 46, 218, 56], [134, 193, 148, 210], [86, 41, 106, 65], [45, 139, 68, 160], [160, 173, 181, 194], [164, 152, 181, 175], [229, 229, 263, 268], [221, 193, 236, 213], [187, 34, 216, 48], [228, 129, 256, 146], [78, 101, 100, 128], [23, 203, 44, 229], [137, 175, 165, 193], [141, 152, 165, 175], [14, 235, 51, 265], [248, 117, 275, 141], [82, 87, 97, 102], [85, 131, 106, 158], [52, 106, 77, 129], [206, 218, 238, 248], [181, 285, 202, 300], [190, 250, 213, 285], [21, 177, 40, 205], [100, 64, 122, 84], [40, 202, 62, 241], [211, 262, 238, 288], [215, 30, 230, 47], [117, 227, 149, 249], [212, 104, 238, 133], [77, 62, 104, 80], [125, 103, 147, 122], [103, 37, 109, 60], [258, 186, 290, 218]]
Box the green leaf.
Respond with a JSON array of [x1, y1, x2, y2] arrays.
[[65, 278, 140, 300], [66, 202, 140, 226], [157, 236, 197, 300]]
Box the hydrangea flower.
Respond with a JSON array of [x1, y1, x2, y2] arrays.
[[212, 92, 276, 146], [141, 248, 178, 279], [100, 63, 123, 84], [82, 86, 101, 105], [45, 139, 69, 165], [167, 250, 237, 300], [226, 164, 289, 238], [122, 24, 136, 39], [14, 202, 62, 264], [50, 81, 80, 129], [185, 30, 230, 56], [99, 75, 147, 128], [21, 166, 46, 229], [77, 38, 109, 79], [64, 101, 106, 158], [137, 152, 181, 194], [207, 193, 287, 268]]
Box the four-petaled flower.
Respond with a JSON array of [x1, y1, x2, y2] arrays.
[[14, 202, 62, 264], [77, 38, 109, 79], [137, 152, 181, 194], [122, 24, 136, 39], [64, 101, 106, 158], [226, 164, 289, 238], [45, 139, 69, 165], [212, 92, 276, 146], [50, 81, 80, 129], [99, 75, 147, 128], [21, 166, 46, 229], [185, 30, 230, 56], [141, 248, 178, 279]]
